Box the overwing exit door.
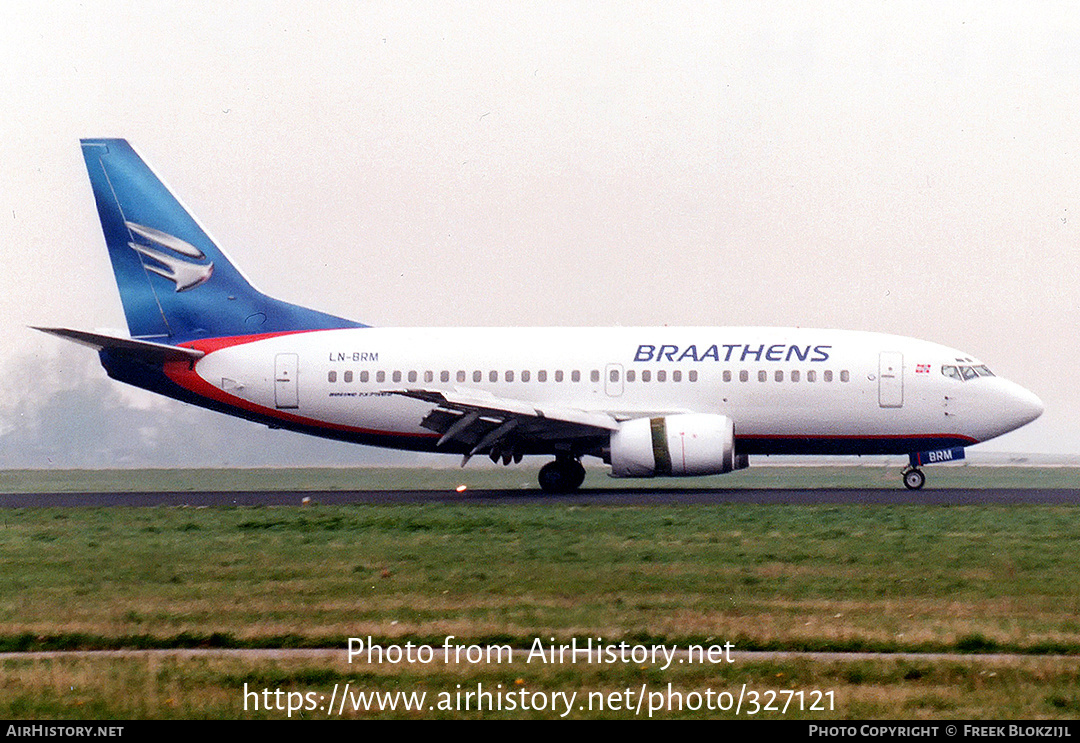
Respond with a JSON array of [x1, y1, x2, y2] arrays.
[[605, 363, 624, 397]]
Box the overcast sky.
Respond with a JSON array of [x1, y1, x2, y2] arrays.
[[1, 1, 1077, 465]]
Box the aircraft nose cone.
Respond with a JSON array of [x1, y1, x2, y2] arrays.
[[1014, 386, 1045, 426], [1019, 388, 1045, 423], [974, 379, 1045, 443]]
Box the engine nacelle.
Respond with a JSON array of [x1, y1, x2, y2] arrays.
[[610, 413, 746, 478]]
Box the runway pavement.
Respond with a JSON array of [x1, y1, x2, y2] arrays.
[[3, 487, 1080, 507]]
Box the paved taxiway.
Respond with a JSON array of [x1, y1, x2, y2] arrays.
[[2, 488, 1080, 507]]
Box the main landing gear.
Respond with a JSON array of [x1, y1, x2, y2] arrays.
[[538, 456, 586, 493], [901, 467, 926, 490]]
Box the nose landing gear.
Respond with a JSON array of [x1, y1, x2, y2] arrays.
[[901, 467, 926, 490], [901, 446, 966, 490]]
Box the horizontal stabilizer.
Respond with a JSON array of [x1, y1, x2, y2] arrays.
[[32, 327, 204, 363]]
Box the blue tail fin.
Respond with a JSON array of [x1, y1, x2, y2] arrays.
[[80, 139, 364, 342]]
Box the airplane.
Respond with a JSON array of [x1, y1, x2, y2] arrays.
[[36, 138, 1045, 493]]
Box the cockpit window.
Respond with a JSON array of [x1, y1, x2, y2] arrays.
[[943, 364, 994, 381]]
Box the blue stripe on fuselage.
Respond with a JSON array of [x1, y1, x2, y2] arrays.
[[737, 434, 976, 456]]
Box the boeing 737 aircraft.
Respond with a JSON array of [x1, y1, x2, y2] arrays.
[[37, 139, 1044, 492]]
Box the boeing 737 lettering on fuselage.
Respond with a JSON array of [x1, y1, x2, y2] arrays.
[[37, 139, 1044, 492]]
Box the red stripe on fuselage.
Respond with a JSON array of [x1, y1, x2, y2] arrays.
[[165, 331, 438, 440], [177, 329, 320, 355]]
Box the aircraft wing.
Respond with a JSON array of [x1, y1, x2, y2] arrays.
[[390, 388, 619, 464]]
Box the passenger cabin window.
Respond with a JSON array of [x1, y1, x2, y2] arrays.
[[328, 371, 337, 383], [571, 370, 581, 383], [344, 371, 353, 383], [538, 370, 547, 383]]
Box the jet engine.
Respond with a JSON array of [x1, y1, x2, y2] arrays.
[[609, 413, 747, 477]]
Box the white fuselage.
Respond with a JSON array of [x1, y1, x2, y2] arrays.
[[177, 326, 1044, 458]]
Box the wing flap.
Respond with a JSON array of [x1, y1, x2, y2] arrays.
[[391, 388, 618, 464], [400, 388, 619, 431]]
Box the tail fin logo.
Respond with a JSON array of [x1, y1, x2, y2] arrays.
[[125, 221, 214, 292]]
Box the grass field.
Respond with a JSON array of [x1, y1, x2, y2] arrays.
[[3, 652, 1078, 719], [1, 466, 1079, 718]]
